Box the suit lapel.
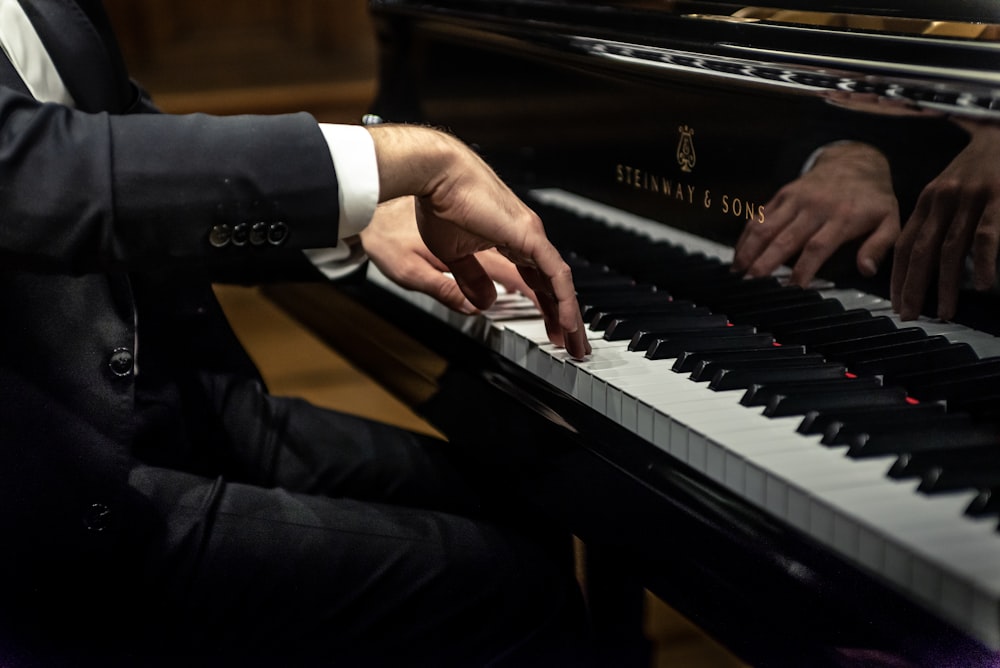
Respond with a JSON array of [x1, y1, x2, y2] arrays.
[[17, 0, 132, 112]]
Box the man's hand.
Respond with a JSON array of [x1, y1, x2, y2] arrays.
[[360, 196, 537, 315], [732, 141, 899, 286], [892, 118, 1000, 321], [367, 124, 590, 359]]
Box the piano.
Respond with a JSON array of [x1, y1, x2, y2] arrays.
[[265, 1, 1000, 666]]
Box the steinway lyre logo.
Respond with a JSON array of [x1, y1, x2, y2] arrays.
[[677, 124, 696, 173]]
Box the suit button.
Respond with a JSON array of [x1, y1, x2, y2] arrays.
[[232, 222, 249, 246], [267, 221, 289, 245], [108, 347, 134, 377], [209, 224, 232, 247], [83, 503, 112, 532], [250, 221, 268, 246]]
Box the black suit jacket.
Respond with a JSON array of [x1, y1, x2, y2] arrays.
[[0, 0, 345, 610]]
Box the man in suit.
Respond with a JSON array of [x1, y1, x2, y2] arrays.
[[0, 0, 592, 665]]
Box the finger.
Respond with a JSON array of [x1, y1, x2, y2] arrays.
[[478, 249, 534, 298], [936, 199, 982, 320], [971, 203, 1000, 292], [891, 195, 930, 310], [399, 256, 479, 314], [520, 265, 591, 359], [897, 196, 954, 320], [855, 212, 900, 278], [447, 254, 497, 310], [788, 223, 846, 286], [733, 192, 788, 272], [746, 210, 821, 281], [526, 241, 584, 339]]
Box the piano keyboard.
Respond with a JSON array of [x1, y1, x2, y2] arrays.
[[367, 187, 1000, 651]]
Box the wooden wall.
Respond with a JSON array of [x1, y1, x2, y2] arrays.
[[102, 0, 376, 120]]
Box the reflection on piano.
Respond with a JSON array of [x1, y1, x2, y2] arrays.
[[268, 2, 1000, 666]]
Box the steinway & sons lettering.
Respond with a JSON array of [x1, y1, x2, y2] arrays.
[[615, 163, 766, 224]]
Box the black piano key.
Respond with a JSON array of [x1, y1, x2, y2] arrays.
[[617, 314, 731, 345], [921, 461, 1000, 494], [764, 386, 908, 418], [719, 289, 823, 316], [567, 260, 613, 275], [889, 445, 973, 481], [769, 308, 872, 335], [709, 363, 847, 391], [965, 488, 1000, 518], [822, 410, 956, 446], [710, 284, 815, 310], [590, 302, 706, 330], [776, 314, 897, 347], [813, 328, 927, 358], [628, 325, 760, 352], [949, 392, 1000, 417], [676, 275, 782, 301], [579, 290, 670, 321], [848, 343, 978, 378], [905, 372, 1000, 406], [672, 344, 810, 373], [798, 402, 947, 435], [626, 325, 758, 351], [727, 298, 844, 328], [646, 333, 776, 360], [574, 275, 653, 291], [641, 260, 734, 289], [891, 446, 1000, 490], [689, 353, 827, 382], [740, 376, 882, 407], [893, 357, 1000, 390], [844, 417, 1000, 458], [836, 336, 951, 365]]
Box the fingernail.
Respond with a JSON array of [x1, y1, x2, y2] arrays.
[[459, 300, 477, 315], [859, 258, 878, 276]]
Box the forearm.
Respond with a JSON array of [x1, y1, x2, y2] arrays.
[[0, 87, 342, 272]]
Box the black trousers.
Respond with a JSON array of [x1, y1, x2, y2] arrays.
[[112, 372, 591, 667], [0, 367, 591, 667]]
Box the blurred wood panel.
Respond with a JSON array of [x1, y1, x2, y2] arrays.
[[104, 0, 375, 119]]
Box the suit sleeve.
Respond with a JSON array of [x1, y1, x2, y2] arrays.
[[0, 85, 342, 274]]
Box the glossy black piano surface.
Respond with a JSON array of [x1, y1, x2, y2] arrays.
[[270, 2, 1000, 666], [369, 0, 1000, 321]]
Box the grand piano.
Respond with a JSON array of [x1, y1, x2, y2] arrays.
[[266, 2, 1000, 666]]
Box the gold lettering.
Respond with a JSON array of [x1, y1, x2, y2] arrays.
[[675, 186, 686, 201], [745, 201, 756, 221], [662, 180, 673, 197], [757, 205, 766, 224], [649, 174, 659, 194], [634, 169, 643, 189], [703, 189, 712, 209], [686, 184, 695, 204], [616, 164, 625, 183], [721, 194, 730, 214]]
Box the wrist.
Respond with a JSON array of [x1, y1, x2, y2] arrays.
[[366, 124, 462, 202]]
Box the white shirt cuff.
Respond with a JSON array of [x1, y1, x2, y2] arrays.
[[303, 241, 367, 281], [319, 123, 379, 238]]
